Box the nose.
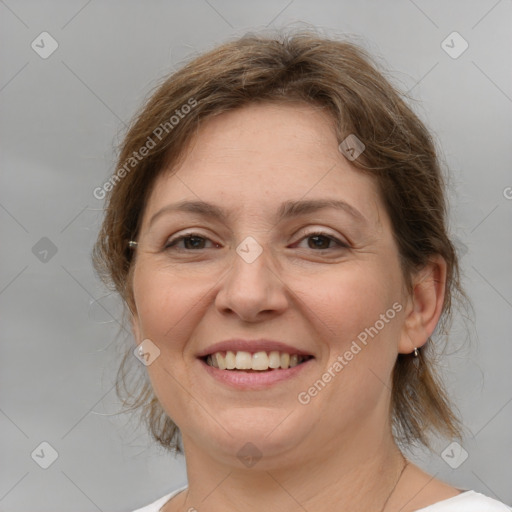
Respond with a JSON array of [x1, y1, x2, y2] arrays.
[[214, 240, 289, 322]]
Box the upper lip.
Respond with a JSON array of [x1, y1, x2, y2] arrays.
[[196, 339, 314, 358]]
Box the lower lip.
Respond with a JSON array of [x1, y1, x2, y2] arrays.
[[199, 358, 314, 390]]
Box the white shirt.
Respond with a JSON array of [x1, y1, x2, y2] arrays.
[[132, 487, 511, 511]]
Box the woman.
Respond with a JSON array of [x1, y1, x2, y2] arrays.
[[93, 31, 510, 511]]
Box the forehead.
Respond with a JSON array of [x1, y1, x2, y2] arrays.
[[141, 102, 383, 228]]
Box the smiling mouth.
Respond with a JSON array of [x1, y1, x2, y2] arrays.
[[202, 350, 314, 371]]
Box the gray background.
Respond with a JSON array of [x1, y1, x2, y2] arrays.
[[1, 1, 511, 511]]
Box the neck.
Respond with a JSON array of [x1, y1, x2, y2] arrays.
[[175, 426, 406, 512]]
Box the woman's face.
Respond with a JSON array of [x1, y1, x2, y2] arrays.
[[131, 102, 412, 467]]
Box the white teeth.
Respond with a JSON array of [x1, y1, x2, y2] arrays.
[[205, 350, 310, 371], [252, 351, 269, 370], [235, 351, 252, 369], [216, 352, 226, 370], [225, 350, 236, 369], [268, 351, 281, 368]]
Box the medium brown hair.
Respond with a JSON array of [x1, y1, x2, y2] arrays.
[[93, 29, 469, 452]]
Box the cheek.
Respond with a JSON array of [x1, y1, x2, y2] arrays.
[[131, 263, 203, 346], [304, 264, 404, 423], [307, 261, 403, 345], [131, 264, 204, 424]]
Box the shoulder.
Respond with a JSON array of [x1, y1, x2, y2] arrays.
[[131, 486, 188, 512], [417, 490, 511, 511]]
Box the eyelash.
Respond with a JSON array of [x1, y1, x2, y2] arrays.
[[163, 231, 349, 252]]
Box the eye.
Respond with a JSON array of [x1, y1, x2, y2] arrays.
[[164, 232, 220, 251], [293, 230, 349, 250], [163, 230, 349, 252]]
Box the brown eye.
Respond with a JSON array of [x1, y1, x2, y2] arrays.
[[294, 231, 349, 250], [165, 233, 219, 251]]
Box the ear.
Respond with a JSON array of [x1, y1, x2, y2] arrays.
[[398, 255, 447, 354]]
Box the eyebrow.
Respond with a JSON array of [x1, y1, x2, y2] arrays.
[[148, 198, 367, 228]]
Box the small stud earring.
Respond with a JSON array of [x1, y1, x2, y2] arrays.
[[414, 347, 419, 357], [128, 240, 138, 248]]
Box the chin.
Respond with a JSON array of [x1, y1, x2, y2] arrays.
[[190, 408, 316, 466]]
